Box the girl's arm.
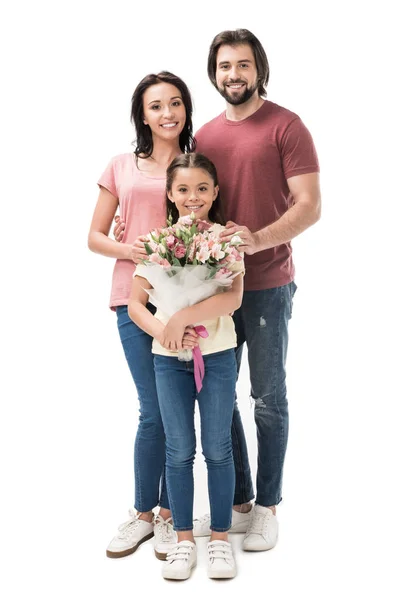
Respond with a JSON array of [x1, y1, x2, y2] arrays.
[[128, 276, 166, 342], [128, 277, 199, 350], [88, 187, 146, 261], [160, 274, 244, 351]]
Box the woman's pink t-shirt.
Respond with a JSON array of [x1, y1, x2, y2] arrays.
[[97, 153, 167, 309]]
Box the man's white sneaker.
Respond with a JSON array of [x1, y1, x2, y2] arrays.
[[153, 514, 177, 561], [242, 505, 278, 551], [106, 510, 154, 558], [207, 540, 237, 579], [162, 541, 197, 580], [193, 506, 253, 537]]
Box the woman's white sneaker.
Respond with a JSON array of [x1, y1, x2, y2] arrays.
[[242, 505, 278, 551], [106, 510, 154, 558], [153, 514, 177, 561], [207, 540, 237, 579], [193, 506, 253, 537], [162, 541, 197, 580]]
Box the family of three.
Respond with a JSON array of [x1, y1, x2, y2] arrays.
[[88, 28, 321, 580]]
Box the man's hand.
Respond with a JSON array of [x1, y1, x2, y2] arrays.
[[219, 221, 261, 255], [113, 216, 125, 242]]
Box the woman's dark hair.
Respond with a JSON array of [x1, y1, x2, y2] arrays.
[[166, 153, 225, 225], [130, 71, 195, 158], [207, 29, 269, 97]]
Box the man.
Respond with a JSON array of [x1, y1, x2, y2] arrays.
[[192, 28, 320, 551]]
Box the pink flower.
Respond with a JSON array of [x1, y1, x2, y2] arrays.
[[210, 243, 225, 260], [174, 244, 186, 259], [196, 244, 211, 263], [149, 253, 170, 267], [166, 235, 176, 249], [215, 267, 233, 280], [196, 220, 212, 232], [178, 215, 193, 226]]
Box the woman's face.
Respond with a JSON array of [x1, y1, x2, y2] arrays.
[[142, 83, 186, 143]]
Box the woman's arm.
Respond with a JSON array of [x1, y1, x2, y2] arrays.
[[88, 187, 134, 260], [160, 274, 244, 351]]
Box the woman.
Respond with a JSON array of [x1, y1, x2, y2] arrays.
[[88, 71, 197, 560]]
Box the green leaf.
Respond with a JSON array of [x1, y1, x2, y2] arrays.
[[144, 242, 153, 256]]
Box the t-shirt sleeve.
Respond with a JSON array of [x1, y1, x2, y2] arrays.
[[97, 157, 118, 197], [280, 117, 320, 180], [133, 264, 146, 278]]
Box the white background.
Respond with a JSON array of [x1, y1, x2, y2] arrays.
[[1, 0, 399, 598]]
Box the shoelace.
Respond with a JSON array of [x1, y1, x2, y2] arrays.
[[248, 511, 271, 535], [194, 513, 211, 526], [116, 509, 142, 541], [208, 541, 233, 564], [153, 515, 175, 543], [166, 544, 193, 563]]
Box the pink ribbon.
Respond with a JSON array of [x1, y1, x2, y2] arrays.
[[192, 325, 209, 393]]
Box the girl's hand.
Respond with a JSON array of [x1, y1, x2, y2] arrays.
[[130, 236, 148, 263], [159, 315, 188, 352], [113, 216, 126, 242], [182, 326, 199, 350]]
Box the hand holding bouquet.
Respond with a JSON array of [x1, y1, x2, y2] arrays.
[[137, 213, 243, 391]]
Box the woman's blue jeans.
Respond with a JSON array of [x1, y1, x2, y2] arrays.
[[154, 350, 237, 531], [116, 305, 169, 512]]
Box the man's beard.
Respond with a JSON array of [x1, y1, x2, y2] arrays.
[[217, 80, 258, 106]]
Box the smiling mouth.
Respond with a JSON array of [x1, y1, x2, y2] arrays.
[[160, 122, 178, 128], [185, 205, 203, 210], [226, 83, 245, 90]]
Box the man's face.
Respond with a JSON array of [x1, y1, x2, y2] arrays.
[[215, 43, 258, 105]]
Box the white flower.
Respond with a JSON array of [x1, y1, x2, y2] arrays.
[[230, 235, 242, 245]]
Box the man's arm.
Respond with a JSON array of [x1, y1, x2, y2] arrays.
[[219, 172, 321, 254]]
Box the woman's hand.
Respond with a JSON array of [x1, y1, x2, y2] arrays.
[[130, 236, 148, 263]]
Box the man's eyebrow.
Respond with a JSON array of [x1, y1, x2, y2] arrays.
[[218, 59, 252, 66]]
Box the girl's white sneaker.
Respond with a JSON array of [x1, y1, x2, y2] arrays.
[[162, 541, 197, 580], [207, 540, 237, 579]]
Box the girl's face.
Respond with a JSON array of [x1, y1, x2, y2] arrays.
[[168, 168, 219, 222], [142, 83, 186, 143]]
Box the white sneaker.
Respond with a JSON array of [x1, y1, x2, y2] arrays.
[[162, 541, 197, 580], [207, 540, 237, 579], [153, 514, 177, 561], [106, 510, 154, 558], [193, 506, 253, 537], [242, 505, 278, 551]]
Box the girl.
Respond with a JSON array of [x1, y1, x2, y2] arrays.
[[88, 72, 198, 559], [129, 153, 243, 580]]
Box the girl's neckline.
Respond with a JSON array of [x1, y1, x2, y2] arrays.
[[132, 153, 166, 180]]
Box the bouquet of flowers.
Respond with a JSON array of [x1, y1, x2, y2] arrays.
[[137, 213, 243, 391]]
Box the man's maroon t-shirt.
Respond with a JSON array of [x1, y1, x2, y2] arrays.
[[195, 100, 319, 291]]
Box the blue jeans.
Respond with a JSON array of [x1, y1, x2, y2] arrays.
[[154, 350, 237, 531], [116, 305, 169, 512], [232, 282, 297, 507]]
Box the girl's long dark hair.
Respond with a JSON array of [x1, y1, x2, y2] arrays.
[[166, 153, 225, 225], [131, 71, 195, 158]]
